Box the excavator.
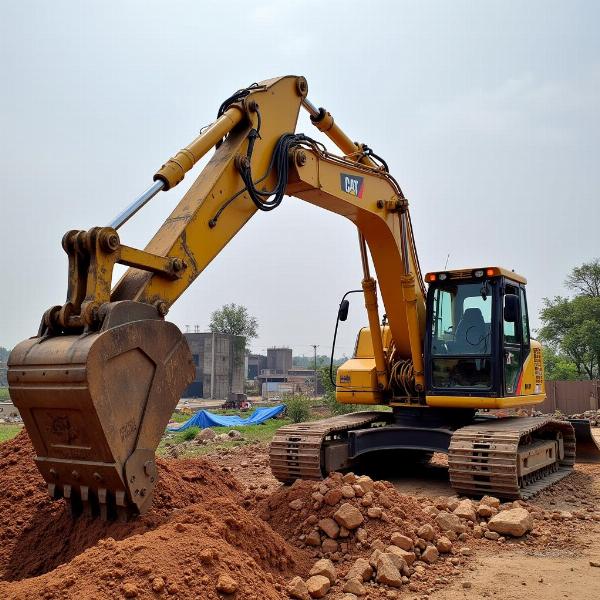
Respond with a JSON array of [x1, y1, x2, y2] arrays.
[[8, 75, 600, 520]]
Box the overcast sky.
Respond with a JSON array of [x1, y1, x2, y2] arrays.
[[1, 1, 598, 358]]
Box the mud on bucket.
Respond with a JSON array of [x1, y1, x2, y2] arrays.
[[7, 319, 194, 520]]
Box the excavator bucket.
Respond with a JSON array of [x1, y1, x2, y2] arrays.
[[7, 315, 194, 519], [569, 418, 600, 463]]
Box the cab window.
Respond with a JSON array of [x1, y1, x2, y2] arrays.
[[431, 282, 492, 356], [430, 281, 493, 390], [520, 287, 530, 346], [503, 284, 520, 345]]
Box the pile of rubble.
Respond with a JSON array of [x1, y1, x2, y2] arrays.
[[195, 428, 245, 444], [163, 427, 245, 457], [534, 408, 600, 426], [0, 401, 21, 424], [254, 472, 542, 599], [567, 409, 600, 426]]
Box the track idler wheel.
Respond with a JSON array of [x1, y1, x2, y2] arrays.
[[8, 308, 194, 519]]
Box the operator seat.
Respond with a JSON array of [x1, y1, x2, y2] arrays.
[[454, 308, 487, 353]]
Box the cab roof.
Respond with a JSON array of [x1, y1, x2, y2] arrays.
[[424, 266, 527, 285]]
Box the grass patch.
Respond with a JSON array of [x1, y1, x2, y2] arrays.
[[158, 416, 292, 458], [0, 388, 10, 401], [0, 424, 22, 443]]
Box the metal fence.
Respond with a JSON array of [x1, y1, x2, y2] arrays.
[[538, 380, 600, 414]]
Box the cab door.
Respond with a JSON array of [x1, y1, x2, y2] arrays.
[[502, 283, 529, 395]]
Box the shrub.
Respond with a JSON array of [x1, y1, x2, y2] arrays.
[[285, 395, 311, 423], [180, 426, 199, 441]]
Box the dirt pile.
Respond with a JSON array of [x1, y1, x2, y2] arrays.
[[0, 432, 310, 599], [253, 472, 480, 597]]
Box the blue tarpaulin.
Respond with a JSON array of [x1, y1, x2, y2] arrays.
[[168, 404, 286, 431]]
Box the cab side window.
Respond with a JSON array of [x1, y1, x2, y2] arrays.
[[503, 284, 520, 344], [520, 287, 530, 346]]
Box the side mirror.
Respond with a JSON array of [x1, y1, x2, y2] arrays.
[[504, 293, 519, 323], [338, 299, 350, 322]]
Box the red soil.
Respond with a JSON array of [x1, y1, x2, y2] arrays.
[[0, 431, 309, 599]]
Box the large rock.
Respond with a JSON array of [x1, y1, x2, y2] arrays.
[[323, 488, 343, 506], [287, 577, 310, 600], [417, 523, 435, 541], [390, 532, 413, 550], [355, 475, 375, 494], [421, 545, 439, 564], [318, 517, 340, 539], [343, 578, 366, 596], [196, 427, 216, 441], [216, 574, 238, 594], [367, 507, 383, 519], [309, 559, 337, 584], [346, 557, 373, 582], [375, 554, 402, 587], [480, 495, 501, 508], [305, 530, 321, 546], [378, 550, 406, 571], [385, 545, 414, 566], [334, 503, 364, 530], [453, 499, 477, 522], [306, 575, 331, 598], [488, 508, 533, 537], [289, 499, 304, 511], [321, 538, 339, 554], [435, 511, 467, 533], [436, 536, 453, 553], [369, 549, 382, 569], [341, 485, 356, 498], [477, 504, 495, 518]]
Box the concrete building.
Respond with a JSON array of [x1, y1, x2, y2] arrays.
[[267, 347, 292, 375], [183, 332, 245, 399], [247, 353, 267, 380]]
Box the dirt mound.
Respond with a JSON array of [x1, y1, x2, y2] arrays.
[[0, 432, 310, 599], [253, 472, 467, 596]]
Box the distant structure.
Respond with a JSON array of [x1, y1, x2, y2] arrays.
[[247, 353, 267, 379], [183, 333, 245, 400], [267, 347, 293, 374], [250, 347, 323, 398]]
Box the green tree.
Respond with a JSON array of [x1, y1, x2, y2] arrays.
[[564, 258, 600, 298], [538, 259, 600, 380], [292, 354, 348, 368], [542, 346, 579, 381], [209, 304, 258, 341], [0, 347, 9, 363]]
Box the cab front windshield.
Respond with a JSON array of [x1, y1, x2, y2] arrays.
[[430, 281, 493, 389]]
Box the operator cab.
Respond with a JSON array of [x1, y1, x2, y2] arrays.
[[424, 267, 530, 399]]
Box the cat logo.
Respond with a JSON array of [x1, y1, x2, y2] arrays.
[[340, 173, 364, 198]]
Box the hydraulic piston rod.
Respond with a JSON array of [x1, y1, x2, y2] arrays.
[[302, 97, 377, 168], [108, 104, 245, 230], [109, 180, 165, 230]]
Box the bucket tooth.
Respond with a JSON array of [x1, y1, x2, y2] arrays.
[[8, 315, 194, 520], [98, 488, 108, 521], [80, 485, 92, 518]]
